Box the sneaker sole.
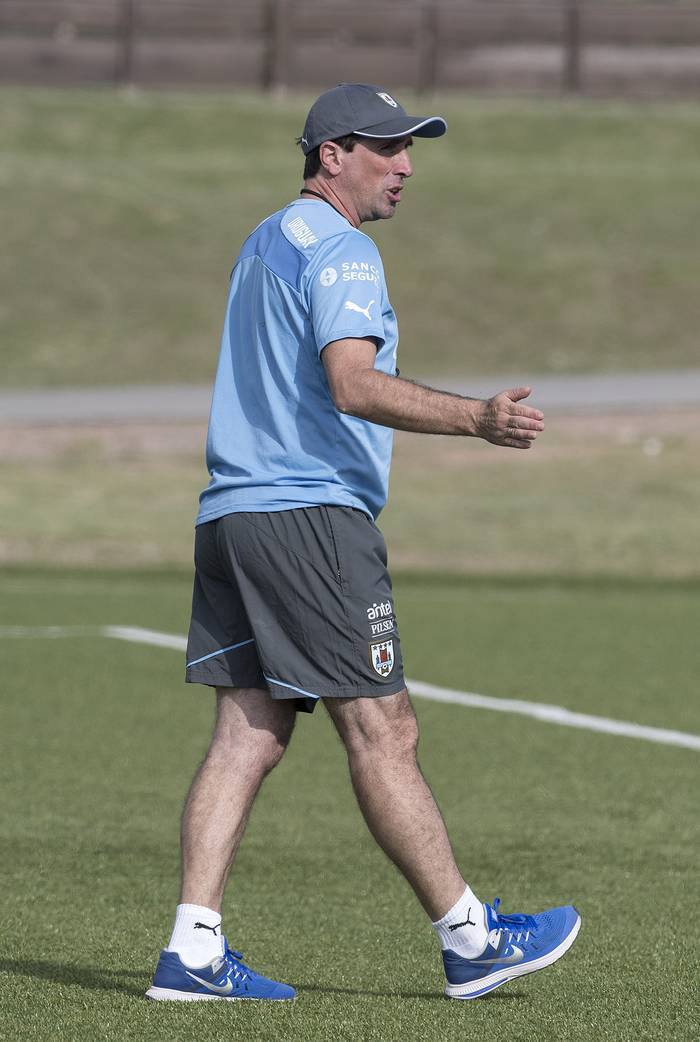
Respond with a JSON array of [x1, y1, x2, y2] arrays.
[[444, 911, 581, 1000], [145, 986, 295, 1002]]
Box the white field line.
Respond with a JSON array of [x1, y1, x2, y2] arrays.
[[2, 625, 699, 752], [0, 625, 100, 638], [407, 680, 700, 752], [102, 625, 187, 651]]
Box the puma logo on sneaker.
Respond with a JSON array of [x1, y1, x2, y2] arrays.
[[344, 299, 375, 320]]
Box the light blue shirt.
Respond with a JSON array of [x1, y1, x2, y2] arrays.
[[197, 198, 399, 524]]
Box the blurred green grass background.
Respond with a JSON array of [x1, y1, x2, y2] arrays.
[[2, 88, 700, 387]]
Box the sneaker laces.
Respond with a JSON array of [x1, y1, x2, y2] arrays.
[[223, 942, 251, 984], [486, 897, 537, 947]]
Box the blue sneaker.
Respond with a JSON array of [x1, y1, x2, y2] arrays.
[[443, 898, 581, 999], [145, 939, 295, 1001]]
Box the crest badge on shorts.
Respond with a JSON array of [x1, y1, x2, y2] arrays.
[[369, 639, 395, 678]]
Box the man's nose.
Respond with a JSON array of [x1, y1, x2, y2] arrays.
[[394, 149, 413, 178]]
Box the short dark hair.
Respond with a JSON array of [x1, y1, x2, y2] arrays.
[[298, 134, 359, 179]]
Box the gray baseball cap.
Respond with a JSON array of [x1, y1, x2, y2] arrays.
[[299, 83, 447, 155]]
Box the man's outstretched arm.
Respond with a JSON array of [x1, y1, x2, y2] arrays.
[[321, 337, 545, 449]]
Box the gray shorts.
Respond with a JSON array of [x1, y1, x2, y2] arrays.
[[186, 506, 406, 712]]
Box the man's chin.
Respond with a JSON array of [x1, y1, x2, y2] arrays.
[[360, 209, 397, 224]]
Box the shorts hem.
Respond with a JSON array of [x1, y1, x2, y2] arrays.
[[265, 675, 407, 700], [186, 671, 407, 701], [186, 670, 265, 689]]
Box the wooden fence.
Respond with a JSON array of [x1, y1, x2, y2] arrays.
[[1, 0, 700, 94]]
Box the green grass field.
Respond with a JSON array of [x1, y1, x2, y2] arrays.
[[2, 88, 700, 387], [1, 567, 698, 1042]]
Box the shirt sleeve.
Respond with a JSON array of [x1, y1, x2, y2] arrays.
[[305, 232, 386, 355]]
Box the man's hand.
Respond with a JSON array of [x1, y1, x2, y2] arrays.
[[475, 387, 545, 450], [322, 339, 545, 445]]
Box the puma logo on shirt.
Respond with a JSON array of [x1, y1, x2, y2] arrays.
[[344, 299, 375, 320]]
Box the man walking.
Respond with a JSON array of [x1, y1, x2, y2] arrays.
[[147, 84, 580, 1003]]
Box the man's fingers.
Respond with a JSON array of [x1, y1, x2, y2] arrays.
[[497, 414, 543, 436], [484, 388, 545, 447], [509, 416, 544, 432], [513, 404, 544, 422], [505, 386, 532, 403], [497, 387, 544, 422], [506, 431, 537, 444], [500, 420, 541, 448]]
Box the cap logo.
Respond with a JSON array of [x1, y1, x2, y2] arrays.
[[376, 92, 398, 108]]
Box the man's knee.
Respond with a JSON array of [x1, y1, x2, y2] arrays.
[[212, 687, 295, 773], [327, 688, 419, 761], [211, 721, 291, 777], [255, 731, 290, 775], [244, 724, 292, 774]]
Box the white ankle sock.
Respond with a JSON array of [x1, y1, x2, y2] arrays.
[[166, 903, 224, 966], [432, 885, 489, 958]]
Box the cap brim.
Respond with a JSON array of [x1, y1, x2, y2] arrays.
[[354, 115, 447, 141]]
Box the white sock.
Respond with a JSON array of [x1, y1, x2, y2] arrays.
[[166, 903, 224, 966], [432, 886, 489, 958]]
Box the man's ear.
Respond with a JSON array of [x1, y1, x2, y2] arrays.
[[319, 141, 343, 176]]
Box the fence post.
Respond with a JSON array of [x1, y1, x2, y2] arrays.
[[416, 2, 439, 96], [116, 0, 135, 84], [265, 0, 291, 92], [563, 0, 582, 93]]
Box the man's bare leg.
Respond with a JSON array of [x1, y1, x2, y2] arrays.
[[180, 686, 297, 910], [324, 688, 466, 922], [146, 687, 298, 999]]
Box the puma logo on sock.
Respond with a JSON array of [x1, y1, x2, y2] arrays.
[[194, 921, 221, 935], [448, 909, 477, 930]]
